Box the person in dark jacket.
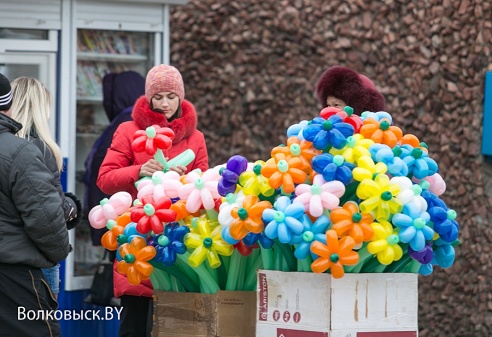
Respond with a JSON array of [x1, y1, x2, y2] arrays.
[[0, 73, 70, 337], [83, 70, 145, 245], [10, 76, 81, 299], [315, 65, 386, 115]]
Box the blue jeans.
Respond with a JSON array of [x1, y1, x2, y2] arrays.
[[42, 264, 60, 294]]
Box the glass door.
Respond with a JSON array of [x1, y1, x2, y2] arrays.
[[0, 52, 57, 134], [66, 28, 155, 290]]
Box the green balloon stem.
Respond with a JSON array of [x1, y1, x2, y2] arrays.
[[225, 250, 243, 291]]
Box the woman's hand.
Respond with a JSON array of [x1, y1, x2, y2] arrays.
[[168, 165, 187, 176], [139, 159, 164, 177]]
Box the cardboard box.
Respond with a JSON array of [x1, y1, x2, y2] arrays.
[[256, 270, 418, 337], [153, 290, 256, 337]]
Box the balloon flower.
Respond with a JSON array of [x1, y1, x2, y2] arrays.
[[92, 102, 460, 293], [117, 236, 156, 285], [130, 195, 176, 235], [310, 229, 359, 278], [88, 192, 133, 229]]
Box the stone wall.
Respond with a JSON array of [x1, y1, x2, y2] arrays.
[[170, 1, 492, 335]]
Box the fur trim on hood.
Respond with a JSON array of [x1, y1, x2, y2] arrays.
[[315, 66, 386, 115], [131, 95, 197, 144]]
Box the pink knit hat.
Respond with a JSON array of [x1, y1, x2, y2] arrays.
[[145, 64, 185, 103]]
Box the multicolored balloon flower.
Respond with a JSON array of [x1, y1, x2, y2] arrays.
[[89, 105, 460, 293]]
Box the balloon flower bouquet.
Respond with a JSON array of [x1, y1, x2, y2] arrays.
[[89, 106, 460, 294]]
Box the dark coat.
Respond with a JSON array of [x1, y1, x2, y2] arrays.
[[0, 113, 70, 268], [31, 136, 80, 229], [83, 71, 145, 245]]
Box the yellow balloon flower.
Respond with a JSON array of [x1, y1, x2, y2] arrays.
[[367, 220, 403, 265], [329, 134, 374, 164], [239, 160, 275, 197], [184, 217, 233, 268], [352, 155, 387, 182], [356, 173, 402, 222]]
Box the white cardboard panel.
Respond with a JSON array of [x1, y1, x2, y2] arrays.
[[257, 271, 331, 332], [331, 273, 418, 331], [256, 270, 419, 337]]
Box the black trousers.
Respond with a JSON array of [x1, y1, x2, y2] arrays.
[[0, 263, 60, 337], [118, 295, 153, 337]]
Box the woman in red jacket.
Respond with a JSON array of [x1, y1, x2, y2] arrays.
[[97, 64, 209, 337]]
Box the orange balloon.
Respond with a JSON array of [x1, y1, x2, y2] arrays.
[[330, 202, 374, 245], [117, 237, 156, 285], [360, 118, 402, 148], [310, 230, 359, 278], [229, 195, 271, 240], [101, 225, 124, 250], [261, 153, 307, 194]]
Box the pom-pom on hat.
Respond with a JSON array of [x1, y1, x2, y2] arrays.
[[145, 64, 185, 103], [315, 66, 386, 115], [0, 73, 13, 111]]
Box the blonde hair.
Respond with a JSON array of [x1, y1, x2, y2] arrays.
[[10, 77, 63, 171]]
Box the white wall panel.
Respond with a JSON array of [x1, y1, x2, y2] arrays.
[[0, 0, 62, 29], [75, 0, 164, 31]]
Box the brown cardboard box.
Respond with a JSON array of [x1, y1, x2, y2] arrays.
[[153, 290, 256, 337]]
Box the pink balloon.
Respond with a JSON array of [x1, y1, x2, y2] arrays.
[[178, 169, 221, 213], [412, 173, 446, 196], [88, 191, 133, 229], [293, 175, 345, 217], [136, 171, 182, 200]]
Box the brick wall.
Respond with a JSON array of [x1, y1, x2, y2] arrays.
[[170, 1, 492, 335]]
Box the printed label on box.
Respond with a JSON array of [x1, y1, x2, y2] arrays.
[[277, 328, 329, 337], [258, 272, 268, 321], [358, 332, 417, 337]]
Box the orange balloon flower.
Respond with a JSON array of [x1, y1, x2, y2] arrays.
[[261, 153, 307, 194], [170, 199, 200, 221], [271, 136, 321, 174], [360, 118, 402, 148], [229, 195, 272, 240], [330, 201, 374, 246], [399, 134, 428, 153], [116, 236, 156, 285], [101, 213, 132, 250], [310, 230, 359, 278]]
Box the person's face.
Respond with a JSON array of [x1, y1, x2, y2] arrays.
[[326, 96, 346, 110], [151, 92, 180, 119]]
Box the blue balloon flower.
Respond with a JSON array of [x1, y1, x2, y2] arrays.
[[291, 214, 330, 260], [398, 144, 438, 179], [302, 115, 354, 150], [428, 207, 459, 243], [243, 231, 274, 249], [287, 120, 309, 140], [312, 153, 355, 185], [152, 222, 190, 266], [263, 196, 305, 244], [369, 143, 408, 177], [392, 202, 434, 251]]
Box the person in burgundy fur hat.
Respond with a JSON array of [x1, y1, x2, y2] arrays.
[[97, 64, 209, 337], [315, 65, 386, 115]]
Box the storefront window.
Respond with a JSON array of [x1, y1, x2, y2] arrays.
[[0, 28, 49, 40]]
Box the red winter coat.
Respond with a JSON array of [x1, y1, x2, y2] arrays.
[[97, 96, 209, 297]]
